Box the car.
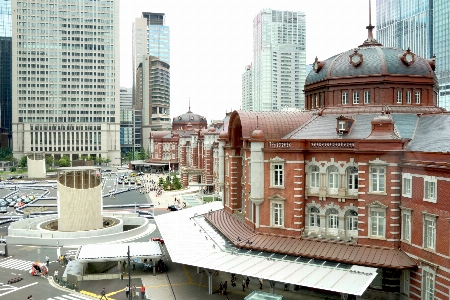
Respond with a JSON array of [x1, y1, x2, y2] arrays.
[[7, 176, 14, 180], [0, 206, 7, 213], [151, 237, 165, 245], [8, 201, 16, 207], [15, 175, 23, 179], [0, 200, 7, 206], [118, 180, 123, 184], [138, 172, 144, 176], [167, 205, 182, 211], [131, 173, 137, 177]]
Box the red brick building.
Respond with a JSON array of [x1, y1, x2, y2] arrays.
[[210, 25, 450, 299]]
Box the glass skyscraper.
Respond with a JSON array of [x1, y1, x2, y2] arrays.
[[377, 0, 450, 110], [252, 9, 306, 111], [12, 0, 120, 162], [0, 0, 12, 137]]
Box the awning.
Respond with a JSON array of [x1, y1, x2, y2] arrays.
[[76, 242, 162, 262], [155, 202, 378, 296]]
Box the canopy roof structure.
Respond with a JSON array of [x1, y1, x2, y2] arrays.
[[155, 202, 378, 296], [76, 242, 162, 262]]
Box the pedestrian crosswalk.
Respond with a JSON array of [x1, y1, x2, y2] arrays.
[[48, 294, 94, 300], [0, 258, 34, 271]]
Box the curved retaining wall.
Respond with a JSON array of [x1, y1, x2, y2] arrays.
[[6, 214, 153, 246]]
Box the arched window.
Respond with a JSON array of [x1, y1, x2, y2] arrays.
[[310, 207, 320, 228], [327, 208, 339, 230], [347, 166, 358, 196], [346, 210, 358, 234], [328, 166, 339, 194], [310, 165, 320, 188]]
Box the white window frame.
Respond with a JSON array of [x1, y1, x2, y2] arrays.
[[309, 206, 320, 229], [270, 201, 284, 227], [326, 208, 339, 235], [402, 173, 412, 197], [346, 210, 358, 236], [364, 90, 370, 104], [347, 167, 358, 196], [338, 121, 345, 130], [400, 270, 410, 297], [370, 166, 386, 193], [423, 213, 436, 250], [406, 91, 412, 104], [327, 165, 339, 194], [270, 162, 284, 188], [422, 266, 435, 300], [369, 207, 386, 238], [423, 176, 437, 203], [415, 91, 421, 104], [342, 92, 348, 105], [353, 91, 359, 104], [396, 90, 402, 103], [309, 165, 320, 188], [401, 208, 411, 242]]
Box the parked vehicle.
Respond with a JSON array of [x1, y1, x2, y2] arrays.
[[0, 206, 7, 213], [167, 205, 182, 211]]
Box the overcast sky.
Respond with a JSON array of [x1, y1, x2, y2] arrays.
[[119, 0, 374, 121]]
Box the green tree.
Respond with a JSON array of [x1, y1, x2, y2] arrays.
[[95, 157, 103, 166], [19, 156, 27, 168], [58, 155, 71, 167], [0, 147, 12, 161], [104, 158, 111, 165], [158, 177, 164, 187], [45, 156, 54, 167], [172, 175, 182, 190]]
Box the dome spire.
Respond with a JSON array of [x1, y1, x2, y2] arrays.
[[359, 0, 382, 47], [188, 97, 191, 113]]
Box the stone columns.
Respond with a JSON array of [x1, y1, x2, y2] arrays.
[[250, 139, 265, 227], [205, 268, 213, 294], [218, 140, 225, 203], [269, 280, 276, 294]]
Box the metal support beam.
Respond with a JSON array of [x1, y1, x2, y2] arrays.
[[205, 268, 213, 294], [269, 280, 275, 294]]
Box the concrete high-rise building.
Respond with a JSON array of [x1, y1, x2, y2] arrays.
[[241, 65, 253, 111], [136, 55, 170, 152], [252, 9, 306, 111], [11, 0, 120, 163], [132, 12, 170, 151], [376, 0, 450, 110], [0, 0, 12, 141]]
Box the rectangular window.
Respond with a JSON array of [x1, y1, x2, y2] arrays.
[[347, 215, 358, 231], [371, 167, 385, 192], [272, 202, 284, 227], [338, 121, 345, 130], [422, 270, 435, 300], [310, 211, 320, 227], [406, 91, 412, 104], [353, 91, 359, 104], [328, 214, 338, 229], [401, 211, 411, 242], [415, 91, 421, 104], [424, 177, 436, 202], [423, 217, 436, 250], [402, 173, 412, 197], [397, 90, 402, 103], [370, 210, 385, 237], [272, 164, 284, 187], [364, 91, 370, 104], [310, 167, 320, 188], [401, 270, 410, 296], [342, 92, 348, 105]]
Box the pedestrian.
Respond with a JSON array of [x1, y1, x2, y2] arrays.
[[224, 281, 228, 295], [133, 262, 136, 271], [246, 276, 250, 288], [132, 284, 136, 298], [242, 278, 246, 291], [125, 284, 130, 298], [259, 278, 263, 289], [54, 270, 58, 279], [100, 287, 108, 300], [219, 282, 223, 295], [140, 285, 145, 299], [45, 255, 49, 267]]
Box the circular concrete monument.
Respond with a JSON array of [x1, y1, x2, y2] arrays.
[[57, 167, 103, 231]]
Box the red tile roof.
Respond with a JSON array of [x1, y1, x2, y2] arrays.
[[205, 210, 417, 270]]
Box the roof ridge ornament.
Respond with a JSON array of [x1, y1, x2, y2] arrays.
[[359, 0, 383, 47]]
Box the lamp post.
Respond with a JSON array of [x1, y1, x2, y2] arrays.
[[127, 245, 131, 300]]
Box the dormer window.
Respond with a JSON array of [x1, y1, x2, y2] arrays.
[[312, 56, 325, 73], [336, 115, 355, 133], [401, 48, 415, 66]]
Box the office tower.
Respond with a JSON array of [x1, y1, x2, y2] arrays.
[[433, 0, 450, 110], [11, 0, 120, 163], [136, 55, 170, 152], [376, 0, 432, 60], [242, 65, 253, 111], [0, 0, 12, 141], [252, 9, 306, 111]]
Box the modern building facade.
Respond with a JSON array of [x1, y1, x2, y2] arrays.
[[252, 9, 306, 111], [376, 0, 450, 110], [241, 64, 253, 111], [0, 0, 12, 143], [119, 87, 140, 158], [11, 0, 121, 163]]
